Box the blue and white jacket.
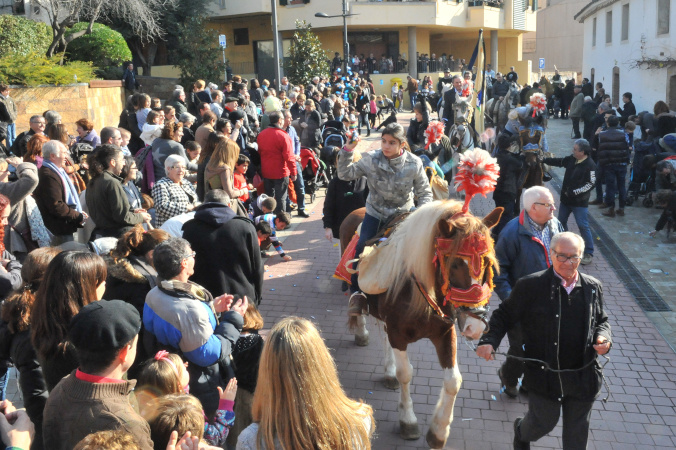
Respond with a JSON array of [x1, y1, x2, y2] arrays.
[[143, 279, 242, 415]]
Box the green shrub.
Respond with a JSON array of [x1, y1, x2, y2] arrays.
[[0, 15, 52, 56], [0, 52, 96, 86], [66, 23, 132, 79]]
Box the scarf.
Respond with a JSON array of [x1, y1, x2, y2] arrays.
[[42, 159, 82, 213]]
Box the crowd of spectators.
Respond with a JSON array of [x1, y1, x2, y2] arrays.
[[0, 72, 383, 449]]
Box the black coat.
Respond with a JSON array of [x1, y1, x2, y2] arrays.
[[442, 89, 461, 133], [322, 177, 367, 238], [617, 101, 636, 121], [10, 130, 35, 158], [0, 322, 47, 450], [406, 97, 429, 150], [480, 267, 611, 401], [34, 166, 83, 236], [183, 203, 264, 305], [543, 155, 596, 207], [494, 150, 524, 196]]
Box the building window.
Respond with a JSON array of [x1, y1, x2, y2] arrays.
[[658, 0, 670, 35], [220, 0, 225, 8], [606, 11, 612, 43], [592, 17, 597, 46], [234, 29, 249, 46], [621, 4, 629, 40]]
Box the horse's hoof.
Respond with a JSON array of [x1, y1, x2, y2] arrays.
[[383, 376, 400, 390], [425, 429, 446, 449], [399, 422, 420, 440], [355, 333, 369, 347]]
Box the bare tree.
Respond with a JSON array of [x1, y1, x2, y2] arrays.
[[34, 0, 178, 57]]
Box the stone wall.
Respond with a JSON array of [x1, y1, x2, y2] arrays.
[[10, 81, 126, 135], [137, 76, 181, 103]]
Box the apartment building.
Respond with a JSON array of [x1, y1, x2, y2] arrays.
[[207, 0, 537, 83]]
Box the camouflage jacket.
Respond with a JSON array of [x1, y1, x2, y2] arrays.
[[338, 148, 433, 221]]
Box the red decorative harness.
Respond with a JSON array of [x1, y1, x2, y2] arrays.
[[432, 215, 495, 310]]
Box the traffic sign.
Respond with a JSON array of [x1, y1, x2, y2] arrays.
[[219, 34, 227, 48], [538, 58, 545, 70]]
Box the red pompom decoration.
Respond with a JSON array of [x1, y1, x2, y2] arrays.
[[454, 149, 501, 213], [424, 121, 445, 150]]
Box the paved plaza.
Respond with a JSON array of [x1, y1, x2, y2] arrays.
[[5, 115, 676, 449]]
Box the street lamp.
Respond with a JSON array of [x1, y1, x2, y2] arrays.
[[315, 0, 357, 76]]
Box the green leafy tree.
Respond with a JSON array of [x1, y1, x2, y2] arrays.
[[0, 15, 52, 57], [66, 23, 132, 79], [173, 16, 226, 87], [285, 21, 330, 86], [0, 52, 95, 86], [108, 0, 211, 76]]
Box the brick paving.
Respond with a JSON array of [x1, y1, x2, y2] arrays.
[[6, 114, 676, 449]]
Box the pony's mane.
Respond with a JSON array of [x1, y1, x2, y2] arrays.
[[384, 200, 497, 317]]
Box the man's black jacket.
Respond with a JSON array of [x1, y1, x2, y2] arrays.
[[480, 267, 611, 401], [543, 155, 596, 207]]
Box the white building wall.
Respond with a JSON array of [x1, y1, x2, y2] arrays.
[[580, 0, 676, 113]]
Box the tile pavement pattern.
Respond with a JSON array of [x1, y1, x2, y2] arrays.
[[6, 116, 676, 449]]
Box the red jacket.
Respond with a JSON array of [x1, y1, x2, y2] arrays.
[[257, 126, 297, 179]]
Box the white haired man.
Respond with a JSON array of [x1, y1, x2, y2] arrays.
[[477, 232, 611, 449], [493, 186, 564, 397]]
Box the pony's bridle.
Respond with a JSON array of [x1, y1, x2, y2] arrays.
[[413, 224, 495, 331]]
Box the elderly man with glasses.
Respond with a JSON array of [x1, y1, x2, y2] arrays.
[[492, 186, 565, 397], [477, 231, 611, 450]]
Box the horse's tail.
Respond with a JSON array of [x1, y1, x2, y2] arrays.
[[347, 314, 359, 331]]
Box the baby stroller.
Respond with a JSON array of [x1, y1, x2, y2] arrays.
[[300, 147, 329, 203], [320, 120, 346, 179], [626, 140, 658, 206]]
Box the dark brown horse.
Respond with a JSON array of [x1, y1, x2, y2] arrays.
[[338, 200, 502, 449]]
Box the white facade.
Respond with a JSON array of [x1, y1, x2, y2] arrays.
[[576, 0, 676, 112]]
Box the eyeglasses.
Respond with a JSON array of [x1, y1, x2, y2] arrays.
[[552, 251, 582, 263], [182, 251, 196, 260], [534, 202, 555, 209], [171, 166, 186, 171]]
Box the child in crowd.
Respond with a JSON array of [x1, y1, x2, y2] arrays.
[[254, 212, 292, 261], [136, 94, 152, 132], [251, 194, 276, 219], [625, 120, 636, 149], [140, 110, 164, 146], [255, 220, 272, 248], [138, 351, 237, 448], [234, 154, 254, 207], [185, 141, 201, 165], [148, 395, 205, 450], [151, 97, 162, 109], [119, 128, 132, 156], [368, 94, 378, 130], [225, 303, 265, 448]]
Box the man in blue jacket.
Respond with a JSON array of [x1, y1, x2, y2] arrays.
[[143, 237, 248, 416], [493, 186, 564, 397]]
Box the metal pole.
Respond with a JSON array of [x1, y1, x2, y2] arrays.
[[222, 48, 227, 83], [343, 0, 349, 75], [271, 0, 282, 87]]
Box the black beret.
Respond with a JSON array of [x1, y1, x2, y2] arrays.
[[69, 300, 141, 352], [229, 110, 245, 122], [225, 96, 239, 104]]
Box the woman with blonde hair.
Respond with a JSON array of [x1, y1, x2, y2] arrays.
[[204, 138, 246, 200], [237, 317, 374, 450]]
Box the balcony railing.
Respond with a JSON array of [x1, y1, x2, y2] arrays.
[[468, 0, 504, 7]]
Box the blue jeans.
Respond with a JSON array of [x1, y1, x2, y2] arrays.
[[350, 212, 382, 293], [286, 161, 306, 212], [0, 367, 9, 401], [6, 123, 15, 148], [604, 164, 627, 209], [594, 164, 604, 201], [409, 93, 417, 110], [558, 203, 594, 256]]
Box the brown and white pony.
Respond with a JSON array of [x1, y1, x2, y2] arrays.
[[339, 200, 502, 449]]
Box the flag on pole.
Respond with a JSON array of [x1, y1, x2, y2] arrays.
[[467, 29, 486, 137]]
